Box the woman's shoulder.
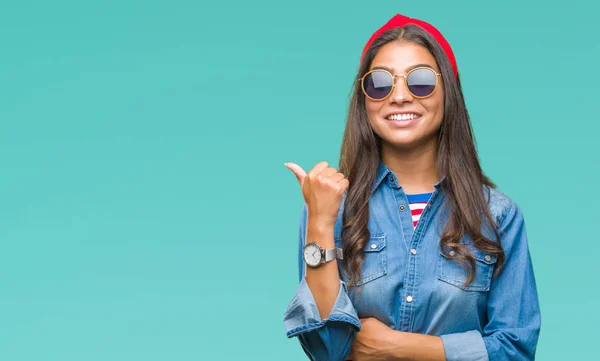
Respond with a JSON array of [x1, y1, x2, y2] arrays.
[[483, 185, 522, 229]]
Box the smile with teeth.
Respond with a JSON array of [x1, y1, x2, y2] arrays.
[[387, 113, 422, 121]]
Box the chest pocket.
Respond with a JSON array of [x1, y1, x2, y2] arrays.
[[335, 232, 387, 287], [438, 244, 497, 292]]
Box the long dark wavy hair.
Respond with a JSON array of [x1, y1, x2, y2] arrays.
[[338, 25, 506, 288]]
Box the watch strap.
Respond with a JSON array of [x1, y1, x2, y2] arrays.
[[324, 247, 343, 262]]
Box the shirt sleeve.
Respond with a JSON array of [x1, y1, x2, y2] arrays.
[[441, 201, 542, 361], [283, 203, 361, 361]]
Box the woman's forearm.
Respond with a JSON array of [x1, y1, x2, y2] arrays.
[[387, 331, 446, 361], [304, 218, 341, 320]]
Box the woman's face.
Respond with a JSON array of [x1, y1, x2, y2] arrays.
[[365, 41, 445, 149]]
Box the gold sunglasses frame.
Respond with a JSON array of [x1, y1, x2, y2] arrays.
[[358, 66, 442, 101]]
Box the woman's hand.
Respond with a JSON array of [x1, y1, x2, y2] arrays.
[[346, 318, 447, 361], [346, 317, 398, 361], [285, 161, 349, 228]]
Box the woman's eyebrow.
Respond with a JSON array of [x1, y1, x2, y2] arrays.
[[406, 63, 434, 72], [371, 65, 395, 72]]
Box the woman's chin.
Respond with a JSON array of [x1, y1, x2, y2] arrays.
[[380, 130, 440, 150], [381, 135, 420, 149]]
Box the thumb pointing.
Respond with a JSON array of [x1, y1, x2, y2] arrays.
[[284, 162, 306, 185]]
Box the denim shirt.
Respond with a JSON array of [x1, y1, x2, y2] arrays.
[[283, 161, 541, 361]]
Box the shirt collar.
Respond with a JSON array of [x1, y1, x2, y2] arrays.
[[371, 159, 446, 193], [371, 160, 391, 193]]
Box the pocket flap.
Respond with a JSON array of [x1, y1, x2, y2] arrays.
[[364, 233, 386, 252], [440, 245, 497, 265], [473, 250, 497, 265]]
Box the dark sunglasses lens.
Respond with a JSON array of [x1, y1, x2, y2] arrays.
[[363, 71, 393, 99], [407, 68, 437, 97]]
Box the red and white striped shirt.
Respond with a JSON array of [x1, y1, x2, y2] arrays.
[[406, 193, 433, 228]]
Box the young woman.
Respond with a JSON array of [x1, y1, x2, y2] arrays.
[[283, 13, 541, 361]]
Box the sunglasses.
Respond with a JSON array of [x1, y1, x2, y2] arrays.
[[359, 67, 441, 101]]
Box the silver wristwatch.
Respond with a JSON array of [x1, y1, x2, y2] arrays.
[[302, 241, 343, 268]]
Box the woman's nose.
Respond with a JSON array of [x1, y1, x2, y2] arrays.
[[389, 75, 413, 104]]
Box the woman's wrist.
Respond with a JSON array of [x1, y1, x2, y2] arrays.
[[306, 217, 335, 243]]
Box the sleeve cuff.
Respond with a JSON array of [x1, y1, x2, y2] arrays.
[[283, 277, 361, 338], [441, 330, 489, 361]]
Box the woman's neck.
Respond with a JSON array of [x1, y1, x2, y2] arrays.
[[381, 140, 442, 195]]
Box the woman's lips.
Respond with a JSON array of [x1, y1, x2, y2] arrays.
[[386, 115, 422, 128]]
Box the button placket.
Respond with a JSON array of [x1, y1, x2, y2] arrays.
[[399, 190, 440, 331]]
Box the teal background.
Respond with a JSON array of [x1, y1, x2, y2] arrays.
[[0, 0, 597, 360]]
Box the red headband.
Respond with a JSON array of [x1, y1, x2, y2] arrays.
[[360, 14, 458, 78]]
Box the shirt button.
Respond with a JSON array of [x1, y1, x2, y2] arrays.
[[449, 250, 456, 257], [427, 204, 432, 209], [406, 295, 413, 303], [370, 244, 377, 249], [410, 248, 417, 255], [390, 176, 395, 182], [399, 205, 405, 211], [485, 255, 492, 262]]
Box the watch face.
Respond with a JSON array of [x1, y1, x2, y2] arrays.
[[303, 243, 322, 267]]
